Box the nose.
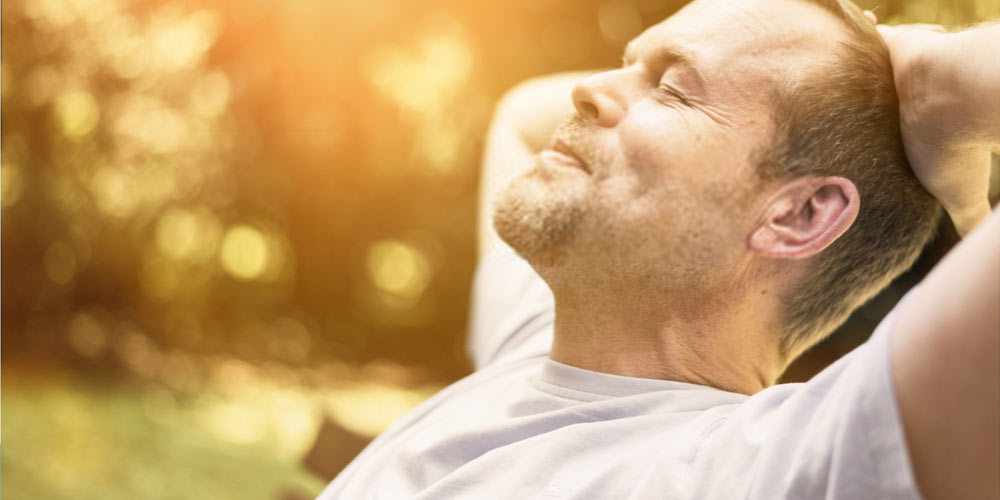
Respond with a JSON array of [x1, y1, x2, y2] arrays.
[[572, 70, 627, 128]]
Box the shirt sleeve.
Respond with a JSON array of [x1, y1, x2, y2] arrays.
[[466, 241, 555, 370], [683, 291, 923, 500]]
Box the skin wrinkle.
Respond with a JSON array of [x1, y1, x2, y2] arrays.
[[623, 41, 697, 72], [494, 0, 855, 394], [624, 23, 752, 129], [686, 96, 739, 128]]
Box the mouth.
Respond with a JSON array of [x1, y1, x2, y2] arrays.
[[543, 138, 590, 174]]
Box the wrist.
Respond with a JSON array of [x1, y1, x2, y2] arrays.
[[937, 28, 1000, 148]]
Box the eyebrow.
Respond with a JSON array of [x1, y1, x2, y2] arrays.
[[622, 40, 697, 68], [622, 40, 707, 94]]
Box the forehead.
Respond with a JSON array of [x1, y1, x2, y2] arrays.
[[628, 0, 845, 107]]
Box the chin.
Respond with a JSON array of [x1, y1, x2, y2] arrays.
[[492, 172, 586, 268]]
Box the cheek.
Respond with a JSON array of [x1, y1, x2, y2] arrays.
[[618, 105, 722, 188]]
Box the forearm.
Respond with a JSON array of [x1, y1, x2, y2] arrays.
[[888, 21, 1000, 235], [937, 20, 1000, 234], [948, 24, 1000, 234], [477, 73, 587, 255], [502, 73, 587, 152], [893, 204, 1000, 500], [938, 22, 1000, 149], [951, 23, 1000, 143]]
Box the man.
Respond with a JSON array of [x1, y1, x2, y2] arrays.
[[318, 0, 999, 498]]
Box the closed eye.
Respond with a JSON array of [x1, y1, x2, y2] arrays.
[[657, 84, 687, 104]]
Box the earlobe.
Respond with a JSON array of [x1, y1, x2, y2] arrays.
[[749, 177, 860, 260]]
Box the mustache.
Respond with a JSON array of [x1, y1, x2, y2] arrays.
[[549, 116, 608, 172], [550, 115, 591, 147]]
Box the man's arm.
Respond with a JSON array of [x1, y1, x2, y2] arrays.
[[466, 73, 588, 368], [880, 22, 1000, 500], [879, 21, 1000, 235], [477, 73, 587, 256], [894, 209, 1000, 500]]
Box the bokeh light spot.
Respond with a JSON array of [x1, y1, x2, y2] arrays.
[[190, 70, 230, 118], [67, 312, 108, 357], [111, 44, 150, 79], [365, 32, 472, 117], [418, 124, 462, 173], [366, 240, 431, 299], [54, 90, 100, 138], [324, 381, 439, 437], [194, 394, 267, 445], [151, 10, 219, 71], [422, 34, 473, 86], [43, 241, 78, 285], [220, 225, 269, 280], [157, 208, 199, 260], [115, 327, 161, 377], [2, 162, 25, 208], [24, 0, 80, 28], [155, 207, 220, 262], [266, 392, 316, 450], [90, 166, 136, 218], [109, 93, 190, 153], [597, 1, 643, 46]]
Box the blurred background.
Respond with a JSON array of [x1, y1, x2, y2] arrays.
[[2, 0, 998, 498]]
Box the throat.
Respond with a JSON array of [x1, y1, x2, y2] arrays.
[[548, 295, 782, 395]]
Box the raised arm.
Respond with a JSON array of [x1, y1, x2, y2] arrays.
[[467, 73, 589, 368], [879, 21, 1000, 500], [879, 21, 1000, 235], [477, 73, 587, 256]]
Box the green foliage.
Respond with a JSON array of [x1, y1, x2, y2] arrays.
[[2, 376, 325, 500]]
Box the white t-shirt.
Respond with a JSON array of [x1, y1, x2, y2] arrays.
[[317, 244, 921, 500]]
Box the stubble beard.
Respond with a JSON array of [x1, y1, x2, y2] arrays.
[[492, 171, 587, 269]]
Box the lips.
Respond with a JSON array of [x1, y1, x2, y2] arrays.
[[546, 138, 590, 173]]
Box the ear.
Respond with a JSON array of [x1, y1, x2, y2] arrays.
[[749, 176, 860, 259]]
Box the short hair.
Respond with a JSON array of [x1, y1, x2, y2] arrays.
[[761, 0, 942, 361]]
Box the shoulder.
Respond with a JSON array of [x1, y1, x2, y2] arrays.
[[682, 300, 921, 499]]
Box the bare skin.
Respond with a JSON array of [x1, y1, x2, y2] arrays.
[[480, 2, 999, 498], [491, 0, 855, 394], [878, 21, 998, 236], [875, 19, 1000, 500]]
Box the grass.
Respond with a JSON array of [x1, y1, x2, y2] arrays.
[[2, 372, 327, 500]]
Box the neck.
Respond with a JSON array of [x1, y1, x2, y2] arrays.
[[548, 283, 783, 395]]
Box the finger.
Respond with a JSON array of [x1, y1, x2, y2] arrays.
[[863, 10, 877, 25]]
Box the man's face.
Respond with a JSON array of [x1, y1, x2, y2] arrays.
[[494, 0, 845, 291]]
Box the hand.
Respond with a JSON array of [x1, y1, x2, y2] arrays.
[[876, 22, 996, 235]]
